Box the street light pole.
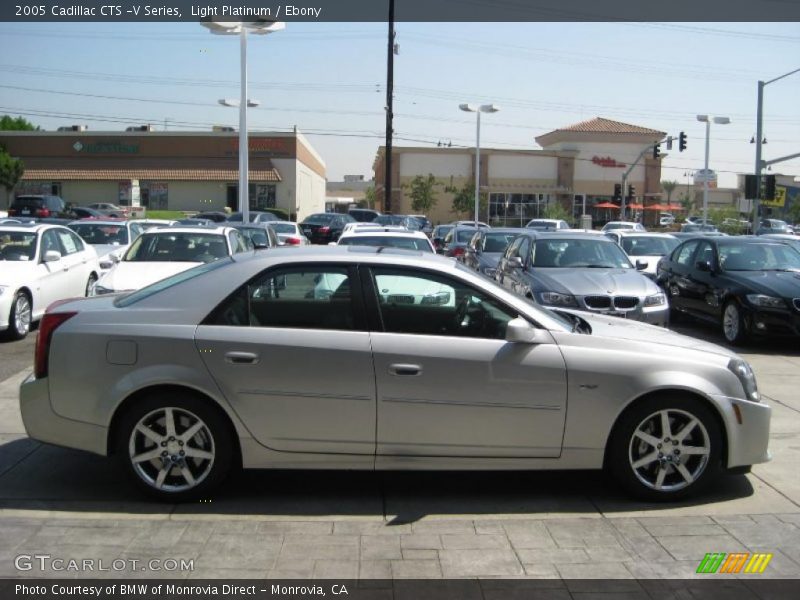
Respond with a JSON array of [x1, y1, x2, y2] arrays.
[[459, 103, 499, 226], [696, 115, 730, 224]]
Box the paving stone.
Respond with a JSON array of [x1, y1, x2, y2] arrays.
[[187, 567, 267, 579], [402, 549, 438, 560], [655, 534, 748, 561], [556, 561, 635, 579], [195, 533, 281, 570], [607, 518, 651, 538], [313, 559, 358, 578], [360, 536, 402, 560], [507, 530, 558, 549], [258, 521, 334, 535], [399, 534, 442, 550], [440, 533, 510, 550], [359, 559, 392, 579], [721, 522, 799, 547], [617, 535, 674, 562], [391, 558, 442, 578], [411, 520, 476, 534], [585, 543, 634, 562], [334, 521, 411, 535], [439, 548, 524, 577], [517, 547, 590, 564]]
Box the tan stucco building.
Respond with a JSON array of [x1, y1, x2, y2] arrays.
[[0, 129, 326, 221], [373, 117, 666, 226]]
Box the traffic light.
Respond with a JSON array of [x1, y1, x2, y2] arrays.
[[627, 185, 636, 199], [613, 183, 622, 200], [678, 131, 687, 152], [764, 175, 776, 200], [745, 174, 759, 199], [652, 143, 661, 159]]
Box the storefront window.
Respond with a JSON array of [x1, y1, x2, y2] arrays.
[[489, 192, 549, 227], [142, 182, 168, 210], [250, 183, 277, 210]]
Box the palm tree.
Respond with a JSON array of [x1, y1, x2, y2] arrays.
[[661, 180, 678, 205]]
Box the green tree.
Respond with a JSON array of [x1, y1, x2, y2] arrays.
[[543, 201, 571, 222], [0, 148, 24, 199], [407, 174, 438, 214], [447, 182, 487, 219], [661, 180, 678, 204], [363, 185, 377, 209], [0, 115, 38, 131]]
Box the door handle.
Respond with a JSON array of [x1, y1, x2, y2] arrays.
[[388, 363, 422, 376], [224, 351, 260, 365]]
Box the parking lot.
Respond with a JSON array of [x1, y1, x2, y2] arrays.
[[1, 321, 799, 580]]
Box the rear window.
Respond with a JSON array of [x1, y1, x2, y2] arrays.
[[11, 197, 45, 209], [338, 235, 432, 252], [270, 223, 297, 234], [303, 213, 336, 224], [348, 210, 380, 222]]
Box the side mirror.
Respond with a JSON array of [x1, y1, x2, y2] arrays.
[[43, 250, 61, 263], [635, 259, 649, 271], [695, 260, 713, 272], [505, 317, 553, 344], [509, 256, 524, 268]]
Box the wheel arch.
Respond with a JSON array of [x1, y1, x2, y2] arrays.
[[106, 383, 242, 466], [602, 388, 729, 470]]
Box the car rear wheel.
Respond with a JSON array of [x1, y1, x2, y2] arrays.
[[6, 291, 32, 340], [117, 393, 234, 502], [608, 395, 722, 501], [722, 301, 746, 345]]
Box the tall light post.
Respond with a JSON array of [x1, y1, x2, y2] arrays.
[[202, 19, 284, 224], [696, 115, 730, 223], [753, 67, 800, 231], [459, 103, 499, 226]]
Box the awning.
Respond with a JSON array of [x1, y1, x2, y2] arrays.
[[594, 202, 620, 209], [21, 168, 282, 182]]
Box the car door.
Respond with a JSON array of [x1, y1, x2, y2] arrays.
[[689, 240, 723, 320], [364, 265, 567, 459], [35, 229, 73, 310], [663, 240, 701, 314], [496, 235, 530, 294], [196, 264, 377, 455], [53, 228, 92, 296]]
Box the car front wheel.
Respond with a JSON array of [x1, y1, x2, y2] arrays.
[[117, 393, 234, 501], [722, 301, 747, 345], [608, 396, 722, 501], [6, 291, 32, 340]]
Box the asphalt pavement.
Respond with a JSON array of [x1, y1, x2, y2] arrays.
[[0, 322, 799, 580]]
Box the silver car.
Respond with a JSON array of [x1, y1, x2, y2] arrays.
[[19, 247, 770, 502], [496, 231, 669, 325]]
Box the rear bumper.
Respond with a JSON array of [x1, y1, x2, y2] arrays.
[[19, 373, 108, 456]]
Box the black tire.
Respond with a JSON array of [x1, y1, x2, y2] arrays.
[[116, 391, 235, 502], [607, 394, 723, 501], [5, 291, 32, 341], [721, 300, 747, 345], [85, 273, 98, 297]]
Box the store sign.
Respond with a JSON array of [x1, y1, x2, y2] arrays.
[[762, 186, 786, 208], [592, 156, 626, 168], [75, 140, 139, 154], [227, 138, 292, 157]]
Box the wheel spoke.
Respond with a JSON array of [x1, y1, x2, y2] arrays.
[[180, 466, 196, 487], [676, 463, 695, 484], [184, 447, 214, 461], [634, 430, 660, 448], [654, 467, 667, 489], [136, 424, 163, 445], [675, 418, 698, 442], [632, 451, 660, 469], [179, 420, 204, 442], [660, 410, 672, 439], [132, 448, 163, 464], [154, 467, 169, 489], [164, 408, 177, 438], [681, 445, 709, 456]]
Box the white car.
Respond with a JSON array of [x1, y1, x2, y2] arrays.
[[268, 221, 310, 246], [91, 226, 250, 296], [604, 231, 680, 278], [602, 221, 647, 233], [0, 222, 99, 339], [336, 227, 436, 253], [525, 219, 571, 231], [68, 219, 146, 272], [130, 219, 178, 231]]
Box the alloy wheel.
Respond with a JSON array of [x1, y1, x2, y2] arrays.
[[13, 293, 31, 337], [723, 303, 741, 343], [128, 406, 215, 493], [628, 408, 711, 492]]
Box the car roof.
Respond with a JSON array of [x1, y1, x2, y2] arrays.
[[142, 226, 230, 235], [0, 222, 54, 232], [612, 231, 677, 237], [340, 228, 429, 239], [69, 218, 129, 225], [518, 230, 615, 241]]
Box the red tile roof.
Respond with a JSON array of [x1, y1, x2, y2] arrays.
[[21, 168, 281, 182], [550, 117, 665, 135]]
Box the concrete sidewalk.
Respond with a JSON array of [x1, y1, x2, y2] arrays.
[[1, 348, 799, 580]]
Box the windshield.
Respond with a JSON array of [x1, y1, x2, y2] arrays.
[[303, 213, 336, 225], [374, 215, 404, 226], [719, 243, 800, 272], [622, 236, 680, 257], [532, 239, 632, 268], [483, 232, 519, 253], [124, 233, 229, 262], [270, 223, 297, 234], [338, 235, 432, 252], [0, 231, 37, 261], [70, 223, 129, 245]]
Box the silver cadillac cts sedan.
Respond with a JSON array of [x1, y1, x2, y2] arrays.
[[20, 247, 770, 502]]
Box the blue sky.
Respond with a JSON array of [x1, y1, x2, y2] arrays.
[[0, 21, 798, 187]]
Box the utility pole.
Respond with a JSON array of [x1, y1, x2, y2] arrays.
[[383, 0, 395, 213], [621, 144, 657, 220]]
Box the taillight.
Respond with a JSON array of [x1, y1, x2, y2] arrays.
[[34, 310, 77, 379], [35, 208, 50, 217], [450, 246, 466, 258], [318, 226, 330, 233], [285, 236, 301, 245]]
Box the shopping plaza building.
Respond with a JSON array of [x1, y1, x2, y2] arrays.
[[0, 128, 326, 221], [373, 117, 669, 226]]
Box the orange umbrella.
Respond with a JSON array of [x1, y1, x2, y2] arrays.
[[627, 203, 644, 210], [594, 202, 620, 209], [666, 203, 684, 211], [645, 203, 670, 211]]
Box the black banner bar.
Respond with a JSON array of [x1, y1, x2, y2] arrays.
[[2, 0, 800, 22]]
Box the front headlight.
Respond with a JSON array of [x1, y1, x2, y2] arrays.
[[746, 294, 785, 309], [481, 267, 497, 278], [644, 293, 666, 307], [538, 292, 578, 307], [728, 358, 759, 402]]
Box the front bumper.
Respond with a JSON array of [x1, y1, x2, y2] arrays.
[[574, 296, 669, 327], [714, 394, 772, 468], [19, 373, 108, 456], [744, 305, 800, 338]]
